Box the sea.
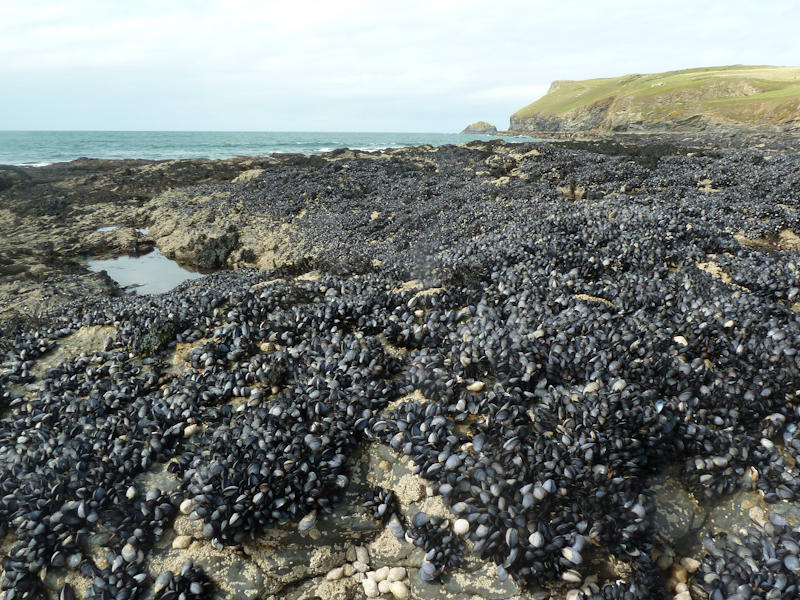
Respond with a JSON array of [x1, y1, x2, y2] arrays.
[[0, 130, 542, 166]]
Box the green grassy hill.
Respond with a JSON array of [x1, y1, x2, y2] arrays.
[[461, 121, 497, 134], [509, 65, 800, 134]]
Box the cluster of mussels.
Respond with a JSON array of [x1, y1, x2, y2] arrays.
[[153, 561, 214, 600], [362, 487, 399, 523], [1, 139, 800, 600], [405, 512, 463, 581], [693, 514, 800, 600]]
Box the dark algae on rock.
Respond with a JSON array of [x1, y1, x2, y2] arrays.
[[2, 137, 800, 600]]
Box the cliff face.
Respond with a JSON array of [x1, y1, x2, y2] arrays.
[[509, 66, 800, 134]]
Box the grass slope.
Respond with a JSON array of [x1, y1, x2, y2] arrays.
[[512, 65, 800, 129]]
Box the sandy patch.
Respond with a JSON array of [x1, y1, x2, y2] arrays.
[[575, 293, 613, 307], [695, 259, 750, 292], [734, 229, 800, 252], [296, 271, 322, 282], [31, 325, 116, 377], [250, 278, 287, 291], [233, 169, 265, 183], [166, 338, 210, 375], [376, 333, 407, 358]]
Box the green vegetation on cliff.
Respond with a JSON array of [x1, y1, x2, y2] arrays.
[[510, 65, 800, 133], [461, 121, 497, 134]]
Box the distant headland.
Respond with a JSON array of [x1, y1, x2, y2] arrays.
[[463, 65, 800, 136]]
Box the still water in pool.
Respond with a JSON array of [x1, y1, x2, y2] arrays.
[[88, 248, 203, 295]]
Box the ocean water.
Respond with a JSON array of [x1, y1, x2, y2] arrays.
[[0, 130, 542, 166]]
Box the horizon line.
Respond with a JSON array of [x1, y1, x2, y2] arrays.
[[0, 129, 463, 135]]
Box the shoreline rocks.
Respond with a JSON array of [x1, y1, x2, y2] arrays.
[[2, 135, 800, 599]]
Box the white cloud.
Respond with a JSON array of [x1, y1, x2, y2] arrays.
[[466, 84, 551, 102], [1, 0, 799, 130]]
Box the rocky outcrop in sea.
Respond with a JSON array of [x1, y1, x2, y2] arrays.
[[2, 137, 800, 600], [460, 122, 498, 135]]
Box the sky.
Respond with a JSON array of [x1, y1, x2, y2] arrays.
[[1, 0, 798, 132]]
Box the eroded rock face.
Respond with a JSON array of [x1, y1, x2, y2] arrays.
[[0, 156, 278, 318]]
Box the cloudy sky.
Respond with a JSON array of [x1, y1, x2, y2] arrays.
[[1, 0, 798, 132]]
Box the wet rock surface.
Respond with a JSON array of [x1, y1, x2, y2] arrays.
[[0, 156, 278, 317], [2, 136, 800, 599]]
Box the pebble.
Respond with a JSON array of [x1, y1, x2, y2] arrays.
[[672, 566, 687, 583], [680, 557, 701, 573], [389, 580, 410, 599], [453, 518, 470, 535], [352, 560, 369, 573], [355, 545, 370, 565], [362, 578, 379, 598], [183, 423, 199, 437], [378, 580, 391, 594], [343, 563, 355, 577], [466, 380, 485, 392], [325, 566, 344, 581], [179, 498, 193, 515], [172, 535, 192, 549], [387, 566, 406, 582]]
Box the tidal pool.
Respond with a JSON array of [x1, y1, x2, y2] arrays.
[[88, 248, 204, 295]]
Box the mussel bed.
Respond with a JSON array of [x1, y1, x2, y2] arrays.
[[2, 140, 800, 599]]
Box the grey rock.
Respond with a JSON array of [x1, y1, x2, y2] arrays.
[[649, 470, 704, 553]]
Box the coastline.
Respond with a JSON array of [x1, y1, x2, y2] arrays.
[[483, 128, 800, 151], [0, 131, 543, 167]]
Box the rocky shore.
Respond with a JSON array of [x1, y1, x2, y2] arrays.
[[2, 136, 800, 600]]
